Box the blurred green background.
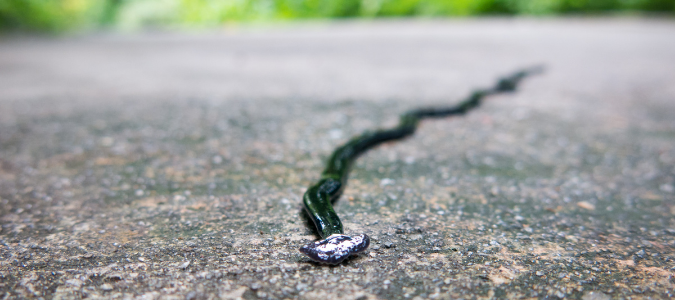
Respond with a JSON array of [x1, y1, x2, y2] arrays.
[[1, 0, 674, 32]]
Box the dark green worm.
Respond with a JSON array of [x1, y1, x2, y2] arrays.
[[299, 67, 543, 264]]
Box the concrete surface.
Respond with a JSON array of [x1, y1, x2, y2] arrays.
[[1, 19, 675, 299]]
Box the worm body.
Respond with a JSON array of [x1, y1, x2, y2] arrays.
[[300, 67, 543, 264]]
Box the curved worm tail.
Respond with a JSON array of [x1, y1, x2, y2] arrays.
[[303, 66, 544, 240]]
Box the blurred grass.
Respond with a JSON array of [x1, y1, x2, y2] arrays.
[[1, 0, 674, 32]]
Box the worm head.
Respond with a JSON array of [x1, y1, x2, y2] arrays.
[[299, 234, 370, 264]]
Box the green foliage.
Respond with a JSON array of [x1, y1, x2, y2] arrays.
[[1, 0, 673, 32], [0, 0, 112, 32]]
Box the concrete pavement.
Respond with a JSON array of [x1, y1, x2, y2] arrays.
[[1, 19, 675, 299]]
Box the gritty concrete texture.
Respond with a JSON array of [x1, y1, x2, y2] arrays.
[[1, 19, 675, 299]]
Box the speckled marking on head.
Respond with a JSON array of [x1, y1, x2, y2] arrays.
[[299, 234, 370, 264]]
